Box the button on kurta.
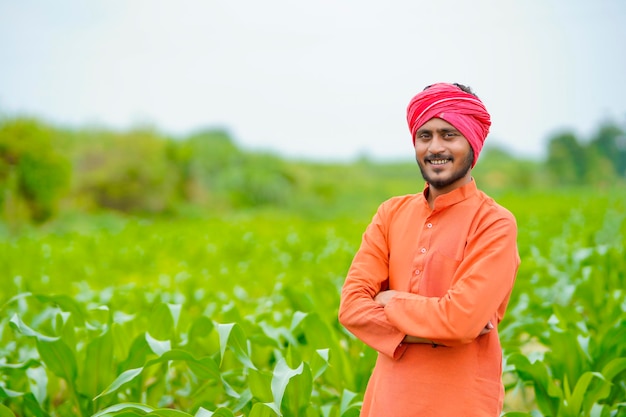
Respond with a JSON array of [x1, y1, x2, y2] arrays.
[[420, 248, 427, 253], [427, 223, 433, 228]]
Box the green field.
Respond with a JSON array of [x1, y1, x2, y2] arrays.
[[1, 187, 626, 417]]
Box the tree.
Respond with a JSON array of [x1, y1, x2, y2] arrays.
[[589, 121, 626, 177], [473, 146, 541, 190], [172, 130, 298, 210], [171, 129, 241, 208], [546, 132, 587, 185], [0, 118, 70, 223], [73, 128, 179, 213]]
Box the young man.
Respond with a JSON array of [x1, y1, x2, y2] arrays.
[[338, 83, 520, 416]]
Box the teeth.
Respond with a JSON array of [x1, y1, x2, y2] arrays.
[[429, 159, 449, 165]]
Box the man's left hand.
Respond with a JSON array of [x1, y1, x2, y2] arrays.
[[374, 290, 399, 307]]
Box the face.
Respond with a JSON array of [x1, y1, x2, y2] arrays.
[[414, 118, 474, 193]]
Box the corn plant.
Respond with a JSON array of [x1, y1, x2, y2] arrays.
[[2, 191, 626, 416], [501, 207, 626, 416]]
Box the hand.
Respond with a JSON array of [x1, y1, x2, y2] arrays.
[[403, 321, 494, 347], [403, 335, 436, 345], [479, 321, 494, 336], [374, 290, 398, 307]]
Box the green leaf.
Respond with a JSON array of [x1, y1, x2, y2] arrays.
[[228, 389, 253, 413], [507, 352, 562, 415], [197, 407, 234, 417], [144, 349, 220, 380], [145, 410, 194, 416], [0, 404, 16, 417], [24, 392, 51, 417], [188, 316, 214, 340], [187, 315, 216, 354], [148, 303, 175, 341], [212, 410, 236, 417], [320, 404, 335, 417], [601, 357, 626, 380], [339, 389, 360, 416], [95, 368, 144, 400], [283, 362, 312, 416], [36, 337, 77, 383], [217, 322, 234, 365], [166, 303, 182, 330], [194, 408, 213, 417], [87, 305, 111, 330], [81, 328, 115, 398], [216, 322, 256, 369], [339, 408, 360, 417], [0, 358, 40, 370], [9, 314, 58, 342], [92, 402, 153, 417], [270, 358, 304, 411], [145, 332, 171, 356], [95, 349, 223, 400], [588, 403, 610, 417], [570, 372, 611, 416], [249, 368, 273, 402], [186, 355, 221, 380], [290, 311, 308, 331], [26, 366, 48, 405], [34, 293, 87, 326], [0, 388, 49, 417], [248, 403, 279, 417], [0, 291, 33, 312], [118, 332, 153, 370], [310, 348, 330, 380]]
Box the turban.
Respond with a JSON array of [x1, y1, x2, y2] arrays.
[[406, 83, 491, 167]]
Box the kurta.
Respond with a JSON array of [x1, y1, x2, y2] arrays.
[[339, 180, 520, 416]]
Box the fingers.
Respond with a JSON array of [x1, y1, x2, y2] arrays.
[[479, 321, 494, 336]]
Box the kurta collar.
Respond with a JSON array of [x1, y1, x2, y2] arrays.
[[420, 179, 478, 210]]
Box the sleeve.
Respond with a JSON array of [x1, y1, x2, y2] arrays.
[[384, 212, 520, 346], [338, 202, 408, 359]]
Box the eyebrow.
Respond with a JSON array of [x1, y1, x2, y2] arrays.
[[416, 127, 460, 135]]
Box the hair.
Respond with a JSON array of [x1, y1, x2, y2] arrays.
[[423, 83, 478, 98]]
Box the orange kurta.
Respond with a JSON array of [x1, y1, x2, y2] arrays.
[[339, 180, 520, 416]]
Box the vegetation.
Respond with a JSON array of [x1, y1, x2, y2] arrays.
[[0, 116, 625, 416], [1, 115, 624, 226]]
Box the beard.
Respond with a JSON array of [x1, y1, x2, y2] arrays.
[[416, 149, 474, 190]]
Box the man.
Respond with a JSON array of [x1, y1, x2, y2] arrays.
[[338, 82, 520, 416]]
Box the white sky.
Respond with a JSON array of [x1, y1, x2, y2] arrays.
[[1, 0, 625, 162]]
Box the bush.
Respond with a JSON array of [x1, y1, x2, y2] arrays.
[[72, 128, 179, 214], [0, 118, 70, 223], [173, 130, 298, 210]]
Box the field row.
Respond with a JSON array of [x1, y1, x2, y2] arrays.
[[1, 190, 626, 416]]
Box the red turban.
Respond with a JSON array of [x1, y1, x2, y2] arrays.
[[406, 83, 491, 167]]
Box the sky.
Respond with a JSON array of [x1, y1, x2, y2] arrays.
[[1, 0, 625, 162]]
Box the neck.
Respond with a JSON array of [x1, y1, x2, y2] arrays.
[[426, 175, 472, 208]]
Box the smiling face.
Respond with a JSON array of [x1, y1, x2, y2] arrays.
[[414, 117, 474, 195]]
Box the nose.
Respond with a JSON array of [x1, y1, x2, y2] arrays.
[[428, 135, 446, 154]]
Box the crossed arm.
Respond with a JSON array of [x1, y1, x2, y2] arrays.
[[374, 290, 494, 345], [339, 205, 519, 357]]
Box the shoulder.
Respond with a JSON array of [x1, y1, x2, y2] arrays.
[[473, 190, 518, 227], [379, 193, 423, 213], [367, 194, 425, 228]]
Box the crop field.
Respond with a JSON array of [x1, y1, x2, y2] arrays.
[[1, 188, 625, 417]]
